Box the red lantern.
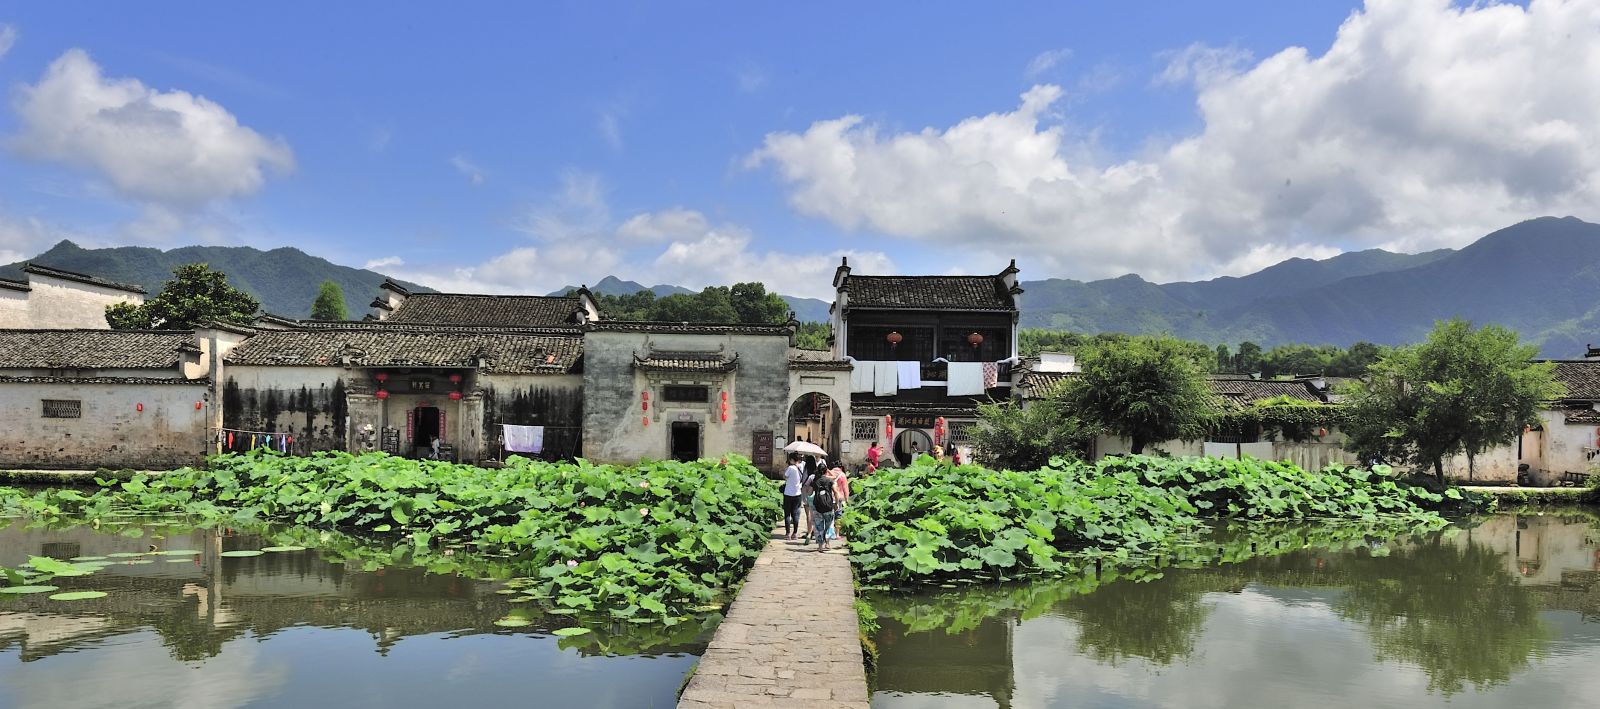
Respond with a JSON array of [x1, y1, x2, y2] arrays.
[[448, 391, 462, 401], [375, 372, 389, 383], [721, 390, 728, 401], [375, 389, 389, 400], [448, 374, 462, 384], [643, 416, 649, 426], [886, 331, 903, 347], [885, 414, 894, 441], [967, 332, 984, 347], [136, 403, 144, 412], [195, 401, 203, 410], [642, 391, 649, 400], [642, 400, 649, 411]]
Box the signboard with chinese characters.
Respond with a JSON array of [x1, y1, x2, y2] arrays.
[[893, 414, 936, 429], [752, 430, 774, 468]]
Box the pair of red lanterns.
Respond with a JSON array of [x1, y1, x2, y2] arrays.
[[373, 372, 463, 401], [135, 402, 203, 412]]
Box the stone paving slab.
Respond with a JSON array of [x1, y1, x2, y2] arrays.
[[678, 531, 868, 709]]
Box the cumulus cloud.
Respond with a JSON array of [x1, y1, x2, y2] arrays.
[[750, 0, 1600, 281], [8, 49, 294, 208], [363, 256, 404, 270], [450, 153, 485, 186], [1027, 48, 1073, 78], [0, 24, 17, 60], [616, 207, 710, 242]]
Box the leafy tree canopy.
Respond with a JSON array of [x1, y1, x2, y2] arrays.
[[106, 263, 259, 330], [1342, 318, 1562, 482], [309, 280, 348, 321], [971, 399, 1089, 472], [575, 282, 793, 325], [1059, 335, 1211, 454]]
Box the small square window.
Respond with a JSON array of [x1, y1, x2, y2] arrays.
[[663, 386, 709, 402], [42, 400, 81, 418]]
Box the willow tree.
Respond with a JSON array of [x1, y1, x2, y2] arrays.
[[1344, 319, 1562, 484], [1060, 335, 1211, 455]]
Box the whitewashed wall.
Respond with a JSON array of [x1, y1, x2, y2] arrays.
[[20, 275, 143, 329], [0, 288, 28, 328], [0, 380, 208, 469]]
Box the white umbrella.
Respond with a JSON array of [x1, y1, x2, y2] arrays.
[[783, 441, 827, 457]]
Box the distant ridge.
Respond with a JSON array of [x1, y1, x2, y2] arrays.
[[0, 240, 432, 320]]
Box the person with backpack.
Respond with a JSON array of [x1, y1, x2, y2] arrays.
[[799, 456, 819, 543], [808, 464, 839, 551]]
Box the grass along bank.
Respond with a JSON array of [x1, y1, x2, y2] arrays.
[[840, 455, 1464, 589], [0, 451, 779, 623]]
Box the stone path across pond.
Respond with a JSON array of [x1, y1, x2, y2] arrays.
[[677, 531, 869, 709]]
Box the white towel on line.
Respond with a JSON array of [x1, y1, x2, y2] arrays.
[[897, 361, 923, 390], [946, 362, 986, 396], [850, 361, 875, 393], [503, 424, 544, 453], [873, 361, 899, 396]]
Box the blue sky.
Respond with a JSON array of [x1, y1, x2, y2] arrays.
[[2, 1, 1588, 299]]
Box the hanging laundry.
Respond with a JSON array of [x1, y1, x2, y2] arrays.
[[503, 424, 544, 453], [896, 361, 923, 390], [873, 361, 898, 396], [947, 362, 986, 396], [850, 361, 875, 393], [982, 362, 1000, 389], [227, 432, 235, 449]]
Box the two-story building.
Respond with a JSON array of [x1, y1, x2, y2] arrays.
[[829, 258, 1023, 466]]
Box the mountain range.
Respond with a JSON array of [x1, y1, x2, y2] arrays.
[[0, 241, 432, 319], [5, 216, 1598, 356]]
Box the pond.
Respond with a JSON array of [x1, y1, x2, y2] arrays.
[[0, 515, 709, 709], [867, 511, 1600, 709]]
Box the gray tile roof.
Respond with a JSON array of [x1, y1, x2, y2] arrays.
[[0, 375, 206, 385], [1207, 378, 1323, 403], [0, 330, 192, 369], [1562, 407, 1600, 424], [1017, 371, 1074, 399], [843, 275, 1016, 311], [633, 351, 739, 373], [789, 351, 854, 371], [0, 277, 29, 293], [23, 263, 147, 294], [1553, 360, 1600, 400], [225, 328, 582, 373], [387, 293, 585, 327]]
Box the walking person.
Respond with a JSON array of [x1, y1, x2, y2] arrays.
[[800, 456, 819, 542], [809, 463, 840, 551], [781, 453, 804, 540]]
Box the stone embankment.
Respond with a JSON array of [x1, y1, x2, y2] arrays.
[[677, 532, 869, 709]]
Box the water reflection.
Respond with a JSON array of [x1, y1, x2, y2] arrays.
[[870, 512, 1600, 709], [0, 517, 709, 709]]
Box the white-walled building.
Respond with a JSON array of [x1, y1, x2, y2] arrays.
[[0, 264, 146, 330]]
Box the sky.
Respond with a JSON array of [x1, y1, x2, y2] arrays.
[[1, 0, 1594, 300]]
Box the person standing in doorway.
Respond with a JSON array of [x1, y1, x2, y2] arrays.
[[781, 453, 804, 540]]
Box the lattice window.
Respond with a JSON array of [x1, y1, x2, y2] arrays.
[[852, 418, 880, 441], [42, 399, 81, 419], [948, 422, 974, 445]]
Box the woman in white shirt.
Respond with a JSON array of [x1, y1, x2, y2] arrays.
[[781, 453, 804, 540]]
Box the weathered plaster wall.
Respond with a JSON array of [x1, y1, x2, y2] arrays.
[[0, 288, 28, 328], [582, 331, 790, 466], [0, 380, 208, 469], [480, 373, 583, 460], [222, 366, 347, 453], [23, 276, 143, 329], [1543, 412, 1600, 477], [1095, 431, 1361, 470]]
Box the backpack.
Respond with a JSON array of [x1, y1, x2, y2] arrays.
[[812, 476, 837, 513]]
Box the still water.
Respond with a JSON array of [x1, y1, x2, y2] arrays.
[[0, 517, 708, 709], [869, 512, 1600, 709]]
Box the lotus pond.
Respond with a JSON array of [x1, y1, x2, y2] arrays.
[[0, 514, 712, 709], [864, 510, 1600, 709]]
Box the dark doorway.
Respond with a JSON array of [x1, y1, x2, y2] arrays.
[[413, 406, 441, 456], [670, 422, 700, 461], [893, 429, 934, 466]]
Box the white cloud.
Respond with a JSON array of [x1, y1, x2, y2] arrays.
[[450, 153, 485, 186], [1027, 48, 1073, 77], [512, 170, 611, 242], [751, 0, 1600, 282], [0, 210, 93, 263], [0, 24, 17, 60], [737, 64, 768, 93], [616, 207, 710, 242], [363, 256, 404, 270], [8, 49, 294, 207], [598, 110, 623, 151]]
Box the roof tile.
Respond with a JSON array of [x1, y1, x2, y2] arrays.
[[844, 275, 1015, 311], [225, 328, 582, 373], [387, 293, 584, 327], [0, 330, 191, 369]]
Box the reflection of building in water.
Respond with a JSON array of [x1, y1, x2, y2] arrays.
[[0, 523, 711, 662], [875, 614, 1016, 709], [1451, 514, 1600, 586]]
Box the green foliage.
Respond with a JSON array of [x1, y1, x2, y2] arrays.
[[794, 322, 830, 351], [0, 451, 779, 621], [579, 281, 793, 324], [841, 455, 1453, 588], [1344, 318, 1562, 482], [106, 263, 259, 330], [1060, 335, 1211, 453], [1213, 395, 1347, 442], [309, 280, 348, 320], [970, 400, 1088, 471], [1254, 341, 1387, 377]]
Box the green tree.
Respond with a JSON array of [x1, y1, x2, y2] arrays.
[[728, 282, 790, 324], [1344, 318, 1561, 483], [1235, 341, 1263, 374], [1214, 344, 1232, 373], [309, 280, 348, 321], [794, 322, 830, 351], [971, 399, 1089, 471], [106, 263, 259, 330], [1060, 336, 1211, 454]]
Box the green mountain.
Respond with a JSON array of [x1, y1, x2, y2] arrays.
[[0, 240, 431, 320], [1018, 216, 1600, 356]]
